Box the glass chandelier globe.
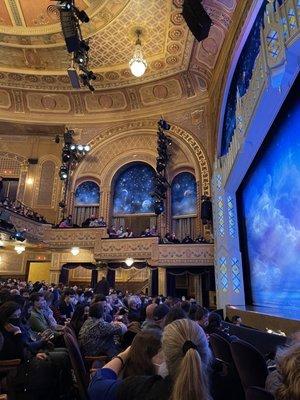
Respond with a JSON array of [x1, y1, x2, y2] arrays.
[[129, 30, 147, 77]]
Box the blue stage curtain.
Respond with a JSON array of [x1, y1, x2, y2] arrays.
[[106, 268, 116, 288], [150, 268, 158, 297]]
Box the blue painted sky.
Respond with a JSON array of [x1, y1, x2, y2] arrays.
[[171, 172, 197, 216], [241, 96, 300, 308]]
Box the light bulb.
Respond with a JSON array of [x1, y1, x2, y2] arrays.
[[125, 257, 134, 267], [15, 245, 25, 254], [71, 247, 80, 256]]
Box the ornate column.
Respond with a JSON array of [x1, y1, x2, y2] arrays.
[[100, 186, 111, 224], [49, 253, 62, 284], [158, 267, 167, 296], [16, 163, 29, 203]]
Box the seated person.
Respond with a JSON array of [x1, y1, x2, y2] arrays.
[[108, 225, 118, 238], [79, 302, 127, 357], [120, 227, 133, 238], [162, 232, 172, 244], [181, 234, 194, 244], [116, 225, 124, 237], [28, 293, 55, 334], [170, 232, 180, 244], [58, 214, 73, 228], [98, 216, 107, 227], [82, 215, 94, 227], [149, 226, 158, 236], [194, 234, 206, 243], [231, 315, 242, 326], [141, 227, 151, 237], [58, 288, 77, 320]]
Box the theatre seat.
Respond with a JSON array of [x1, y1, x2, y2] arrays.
[[230, 339, 268, 392]]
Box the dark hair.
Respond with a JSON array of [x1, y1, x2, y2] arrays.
[[0, 301, 21, 326], [181, 301, 190, 314], [231, 315, 241, 323], [69, 304, 88, 336], [188, 302, 198, 320], [29, 292, 44, 303], [63, 289, 75, 298], [123, 329, 162, 378], [165, 307, 187, 327], [89, 302, 104, 319], [194, 306, 209, 321], [0, 289, 12, 305], [206, 312, 222, 334], [93, 294, 106, 303]]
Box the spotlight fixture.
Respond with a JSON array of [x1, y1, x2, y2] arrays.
[[125, 258, 134, 267], [77, 144, 83, 151], [59, 165, 69, 180], [55, 134, 60, 144], [129, 29, 147, 77], [71, 246, 80, 256]]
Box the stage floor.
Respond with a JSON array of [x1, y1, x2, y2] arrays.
[[226, 305, 300, 336], [228, 305, 300, 321]]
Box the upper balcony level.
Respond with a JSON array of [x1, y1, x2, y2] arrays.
[[0, 206, 214, 267]]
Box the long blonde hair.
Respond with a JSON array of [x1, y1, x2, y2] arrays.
[[276, 342, 300, 400], [162, 319, 212, 400]]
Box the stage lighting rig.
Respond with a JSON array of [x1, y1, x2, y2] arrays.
[[55, 0, 95, 91], [152, 117, 172, 215]]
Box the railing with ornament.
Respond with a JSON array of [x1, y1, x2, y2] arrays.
[[0, 206, 51, 242], [217, 0, 300, 184], [44, 227, 108, 248], [157, 243, 214, 266]]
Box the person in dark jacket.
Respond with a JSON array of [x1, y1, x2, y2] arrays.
[[94, 276, 110, 296], [0, 301, 72, 400]]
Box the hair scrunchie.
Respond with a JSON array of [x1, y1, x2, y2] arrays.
[[182, 340, 197, 355]]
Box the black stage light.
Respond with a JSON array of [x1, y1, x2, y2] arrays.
[[79, 40, 90, 51], [158, 118, 171, 131], [64, 129, 74, 145], [76, 9, 89, 23], [59, 165, 68, 180], [154, 199, 164, 215], [55, 134, 60, 144]]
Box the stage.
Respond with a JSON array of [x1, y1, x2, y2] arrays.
[[226, 305, 300, 337]]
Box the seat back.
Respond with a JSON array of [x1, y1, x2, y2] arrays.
[[210, 333, 234, 365], [64, 332, 89, 400], [230, 339, 268, 391], [246, 387, 274, 400]]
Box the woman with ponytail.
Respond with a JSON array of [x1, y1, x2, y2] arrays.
[[117, 319, 213, 400]]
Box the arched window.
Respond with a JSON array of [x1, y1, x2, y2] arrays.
[[112, 162, 156, 235], [74, 181, 100, 226], [171, 172, 197, 240]]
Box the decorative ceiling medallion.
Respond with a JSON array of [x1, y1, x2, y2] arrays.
[[153, 85, 168, 99], [41, 95, 56, 110]]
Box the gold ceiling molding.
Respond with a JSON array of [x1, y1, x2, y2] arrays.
[[84, 119, 211, 195], [0, 0, 236, 92]]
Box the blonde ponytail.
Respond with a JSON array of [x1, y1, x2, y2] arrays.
[[162, 319, 212, 400]]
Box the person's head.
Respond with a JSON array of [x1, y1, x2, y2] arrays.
[[146, 303, 158, 321], [30, 293, 45, 310], [89, 302, 104, 319], [63, 289, 76, 305], [195, 306, 209, 328], [165, 307, 187, 327], [128, 295, 141, 311], [123, 329, 162, 378], [153, 303, 170, 328], [206, 312, 222, 334], [70, 304, 90, 324], [276, 342, 300, 400], [231, 315, 242, 326], [0, 301, 22, 326], [43, 291, 54, 307], [162, 319, 212, 400]]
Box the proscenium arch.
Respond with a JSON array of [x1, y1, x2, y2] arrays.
[[85, 120, 211, 196]]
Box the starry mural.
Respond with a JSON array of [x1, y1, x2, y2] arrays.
[[74, 181, 100, 205], [113, 162, 156, 215], [171, 172, 197, 216]]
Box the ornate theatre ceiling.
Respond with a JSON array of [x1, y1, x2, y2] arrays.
[[0, 0, 237, 121]]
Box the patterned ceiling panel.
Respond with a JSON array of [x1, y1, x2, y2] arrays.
[[0, 0, 237, 94]]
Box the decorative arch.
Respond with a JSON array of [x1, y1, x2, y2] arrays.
[[33, 155, 60, 209], [87, 120, 211, 196]]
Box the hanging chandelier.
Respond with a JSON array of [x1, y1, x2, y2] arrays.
[[129, 29, 147, 78]]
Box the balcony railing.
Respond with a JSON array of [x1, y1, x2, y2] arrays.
[[0, 207, 214, 267]]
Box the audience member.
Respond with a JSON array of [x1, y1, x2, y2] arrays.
[[59, 289, 76, 319], [58, 214, 73, 228], [94, 276, 110, 296], [231, 315, 242, 326], [181, 234, 194, 244], [79, 302, 127, 357]]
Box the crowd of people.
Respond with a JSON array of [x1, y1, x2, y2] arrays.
[[161, 232, 213, 244], [0, 278, 298, 400], [57, 215, 107, 229], [107, 225, 158, 239], [0, 198, 49, 224]]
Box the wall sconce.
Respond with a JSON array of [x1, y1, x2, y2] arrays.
[[26, 178, 34, 185]]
